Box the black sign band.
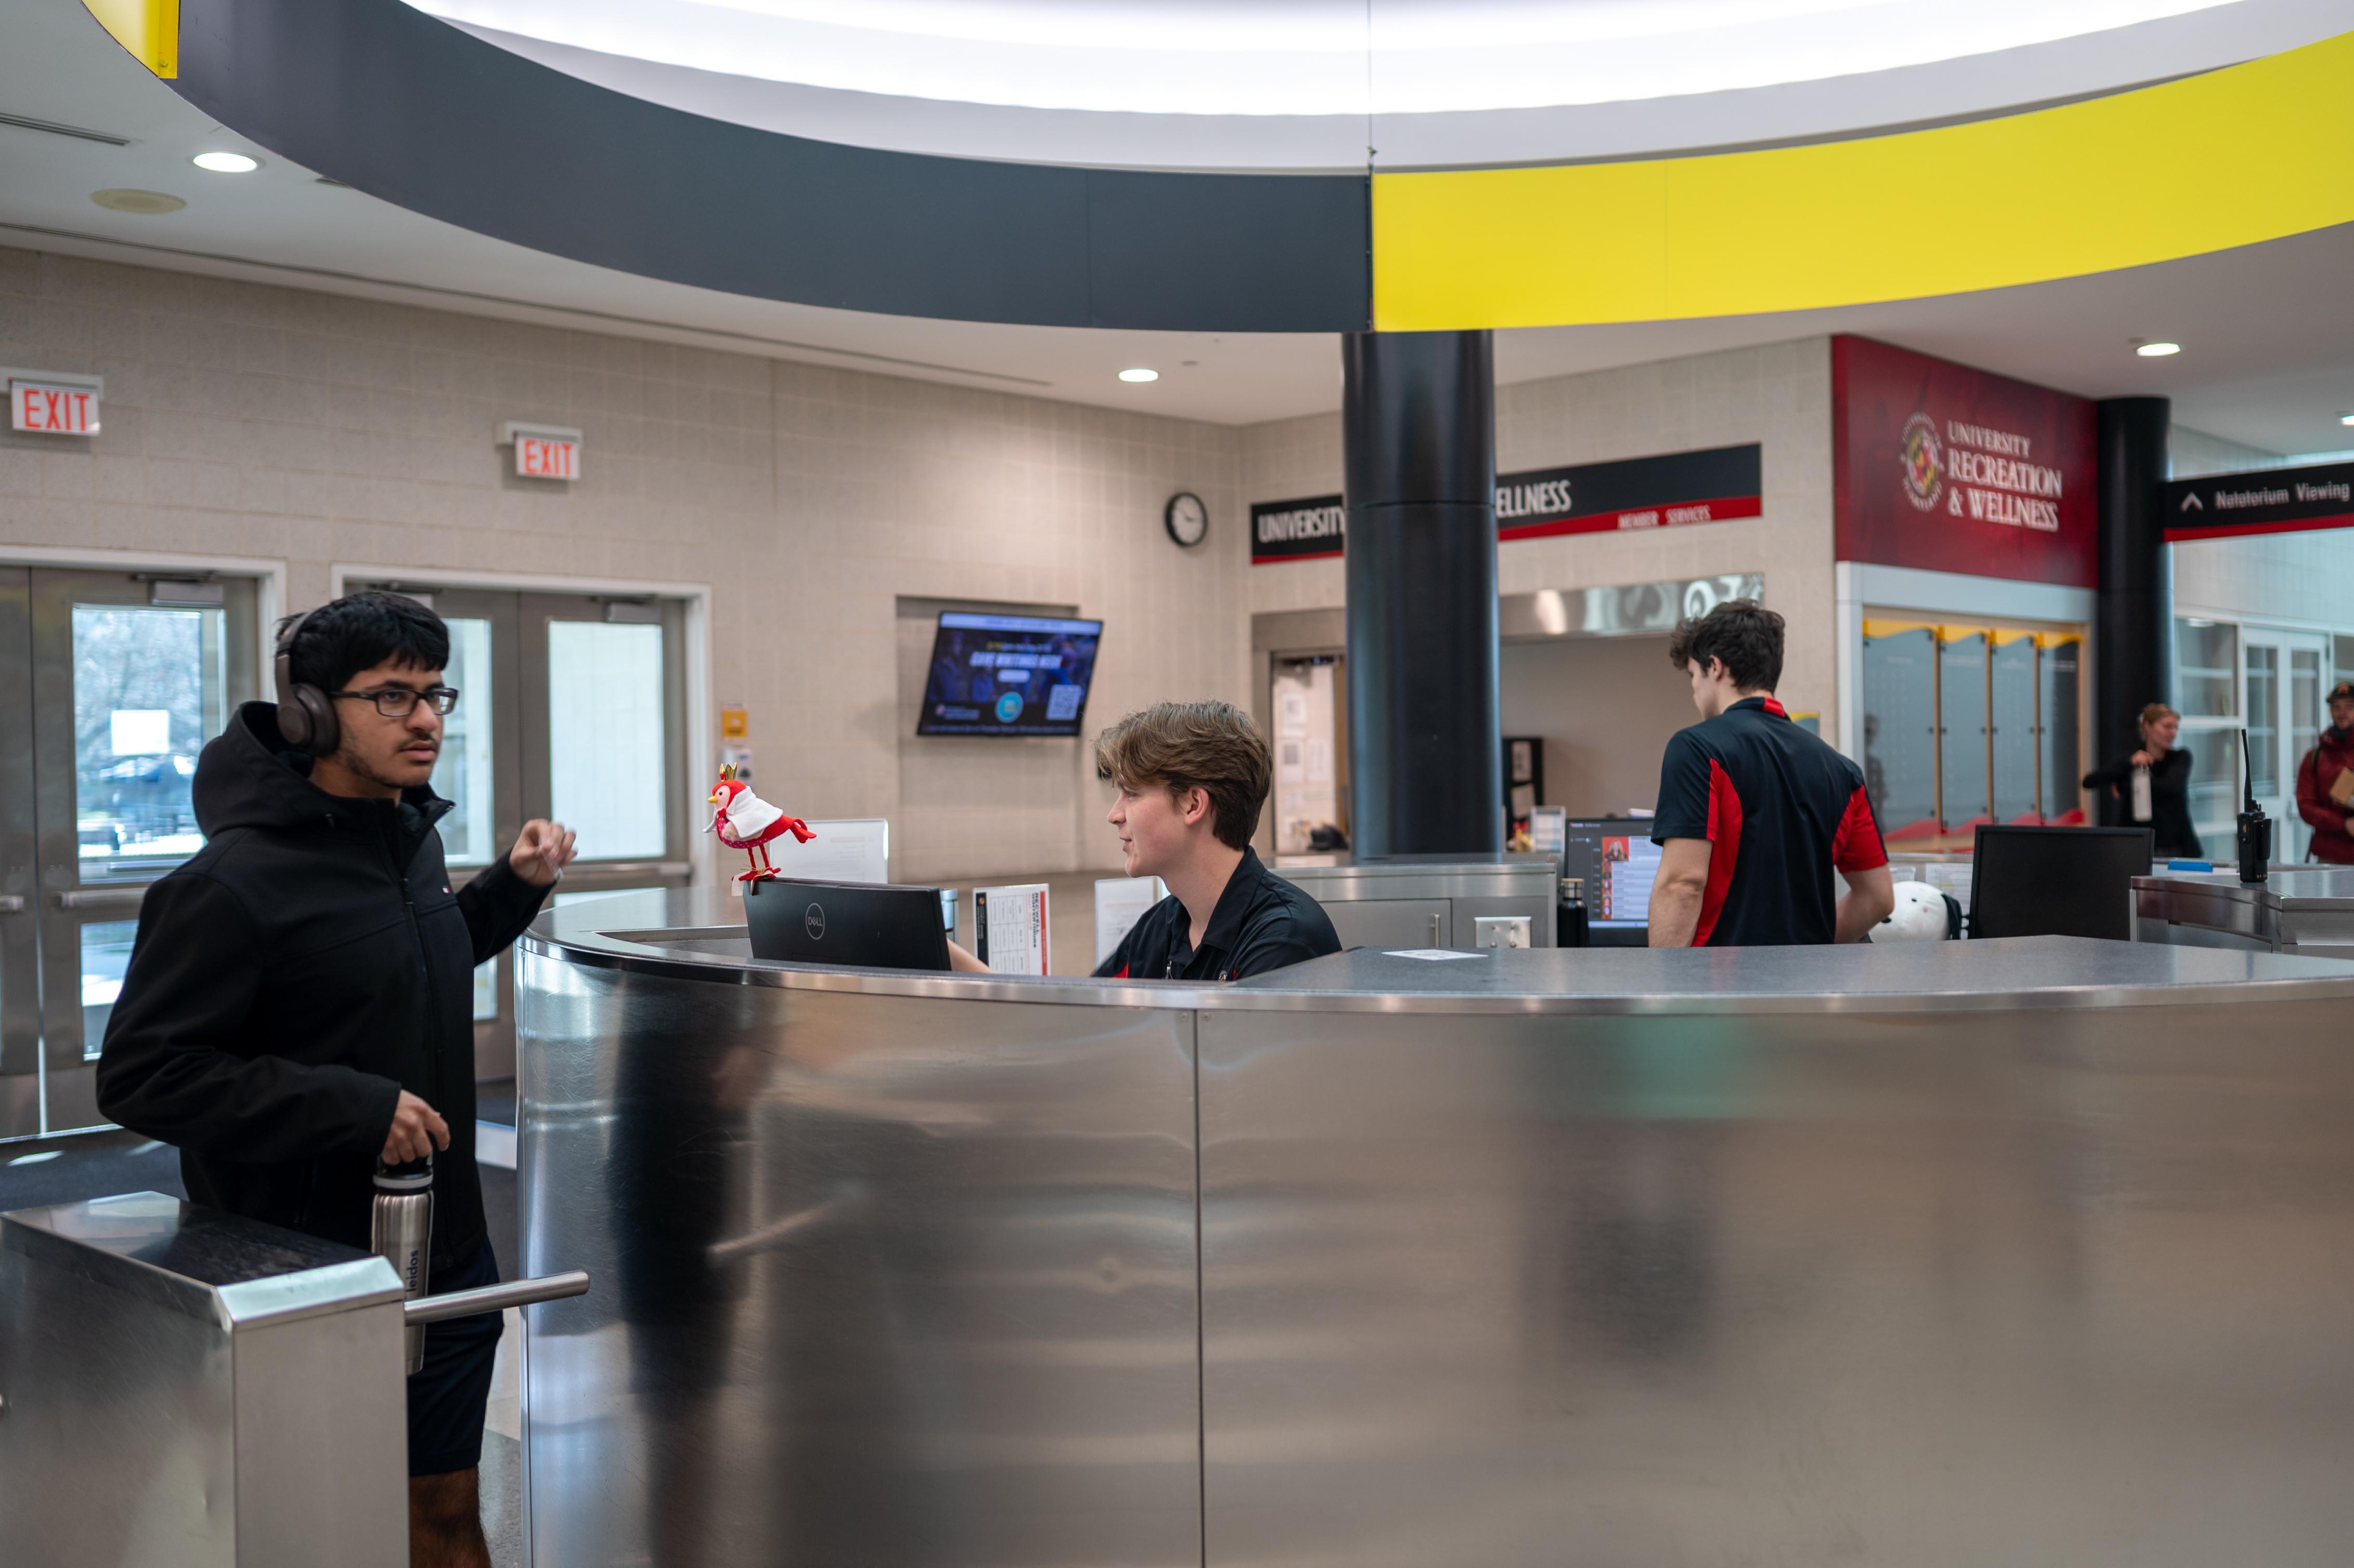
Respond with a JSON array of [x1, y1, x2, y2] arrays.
[[1249, 445, 1764, 564], [1250, 494, 1346, 564], [2162, 460, 2354, 542], [1495, 444, 1762, 540]]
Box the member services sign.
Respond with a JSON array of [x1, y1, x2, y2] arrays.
[[1249, 443, 1763, 565]]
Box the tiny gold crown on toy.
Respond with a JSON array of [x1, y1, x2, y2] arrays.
[[717, 763, 737, 781]]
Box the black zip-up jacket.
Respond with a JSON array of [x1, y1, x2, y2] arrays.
[[95, 703, 548, 1271], [2084, 744, 2201, 860]]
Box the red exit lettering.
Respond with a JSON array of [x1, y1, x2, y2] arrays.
[[515, 435, 580, 480], [10, 382, 100, 435]]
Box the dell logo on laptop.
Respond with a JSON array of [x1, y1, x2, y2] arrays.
[[805, 903, 827, 941]]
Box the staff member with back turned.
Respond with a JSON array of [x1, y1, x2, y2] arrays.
[[1649, 600, 1894, 947], [948, 700, 1340, 979], [96, 592, 576, 1568]]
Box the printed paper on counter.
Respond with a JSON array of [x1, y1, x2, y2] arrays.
[[976, 883, 1051, 976]]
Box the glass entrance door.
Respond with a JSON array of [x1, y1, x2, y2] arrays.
[[2244, 629, 2329, 862], [347, 584, 692, 1080], [0, 568, 259, 1139]]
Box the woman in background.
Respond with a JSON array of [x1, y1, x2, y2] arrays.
[[2084, 701, 2200, 860]]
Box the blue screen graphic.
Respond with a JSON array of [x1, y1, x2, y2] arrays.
[[917, 613, 1105, 738]]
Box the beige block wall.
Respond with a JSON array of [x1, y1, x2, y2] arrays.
[[0, 245, 1247, 882], [1240, 338, 1841, 730]]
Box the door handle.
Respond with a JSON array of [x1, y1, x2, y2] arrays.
[[0, 895, 22, 914], [55, 887, 151, 913], [1429, 912, 1445, 947]]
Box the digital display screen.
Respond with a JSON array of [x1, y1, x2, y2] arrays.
[[916, 613, 1105, 738], [1561, 818, 1662, 929]]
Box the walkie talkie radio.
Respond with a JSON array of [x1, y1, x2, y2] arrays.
[[2237, 726, 2272, 885]]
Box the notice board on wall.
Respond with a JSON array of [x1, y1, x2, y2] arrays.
[[1832, 335, 2097, 587]]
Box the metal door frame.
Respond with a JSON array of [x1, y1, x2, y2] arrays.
[[2242, 626, 2330, 861], [1267, 651, 1350, 855], [517, 592, 693, 895], [22, 568, 259, 1134], [0, 569, 37, 1138], [423, 589, 527, 1073]]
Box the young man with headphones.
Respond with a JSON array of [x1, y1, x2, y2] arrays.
[[97, 591, 576, 1568]]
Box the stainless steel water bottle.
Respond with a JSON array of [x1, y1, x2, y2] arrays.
[[372, 1155, 434, 1374]]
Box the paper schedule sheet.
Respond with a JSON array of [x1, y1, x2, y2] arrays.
[[976, 883, 1051, 976]]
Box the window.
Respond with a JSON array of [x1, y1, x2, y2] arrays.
[[432, 616, 497, 866], [1861, 619, 2084, 847], [2175, 620, 2238, 719], [547, 620, 669, 860], [1, 568, 261, 1138]]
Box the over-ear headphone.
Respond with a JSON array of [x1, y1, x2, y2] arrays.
[[273, 606, 340, 757]]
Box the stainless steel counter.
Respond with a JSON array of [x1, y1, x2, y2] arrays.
[[517, 889, 2354, 1567], [2134, 865, 2354, 958]]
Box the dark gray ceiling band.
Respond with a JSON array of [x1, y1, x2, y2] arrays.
[[169, 0, 1372, 332]]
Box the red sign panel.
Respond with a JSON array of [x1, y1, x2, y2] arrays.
[[10, 380, 100, 435], [1832, 335, 2097, 587], [515, 435, 580, 480]]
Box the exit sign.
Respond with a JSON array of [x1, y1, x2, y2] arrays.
[[9, 371, 102, 435], [502, 421, 583, 481]]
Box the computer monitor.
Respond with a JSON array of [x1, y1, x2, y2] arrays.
[[1967, 824, 2154, 941], [745, 878, 952, 971], [1561, 817, 1663, 946]]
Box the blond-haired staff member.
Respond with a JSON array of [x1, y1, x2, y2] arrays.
[[949, 701, 1339, 981]]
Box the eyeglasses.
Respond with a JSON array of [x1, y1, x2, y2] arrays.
[[330, 686, 460, 717]]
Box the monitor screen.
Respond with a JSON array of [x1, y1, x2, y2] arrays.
[[1561, 818, 1662, 931], [916, 612, 1105, 738], [745, 878, 952, 971], [1968, 824, 2153, 941]]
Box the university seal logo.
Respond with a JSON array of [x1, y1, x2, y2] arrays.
[[1900, 412, 1943, 511]]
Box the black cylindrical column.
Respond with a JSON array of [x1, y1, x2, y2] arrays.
[[1343, 331, 1501, 858], [2095, 397, 2173, 755]]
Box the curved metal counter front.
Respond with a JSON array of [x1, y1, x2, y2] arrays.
[[516, 890, 2354, 1568]]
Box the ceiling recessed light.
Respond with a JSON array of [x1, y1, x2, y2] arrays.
[[192, 151, 259, 173], [2340, 413, 2354, 427], [90, 188, 186, 215], [1118, 367, 1159, 383], [2136, 341, 2181, 357]]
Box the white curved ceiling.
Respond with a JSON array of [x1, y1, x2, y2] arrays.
[[6, 0, 2354, 453], [408, 0, 2353, 168]]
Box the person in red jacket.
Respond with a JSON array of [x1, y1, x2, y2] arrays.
[[2295, 681, 2354, 864]]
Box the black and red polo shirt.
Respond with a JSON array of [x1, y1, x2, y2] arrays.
[[1651, 695, 1887, 946], [1094, 847, 1341, 982]]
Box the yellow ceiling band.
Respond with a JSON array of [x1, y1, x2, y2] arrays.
[[1373, 30, 2354, 331], [80, 0, 178, 77]]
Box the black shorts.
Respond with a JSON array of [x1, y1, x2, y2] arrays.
[[407, 1241, 504, 1477]]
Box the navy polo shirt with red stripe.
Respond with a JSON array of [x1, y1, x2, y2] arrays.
[[1651, 695, 1888, 946]]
